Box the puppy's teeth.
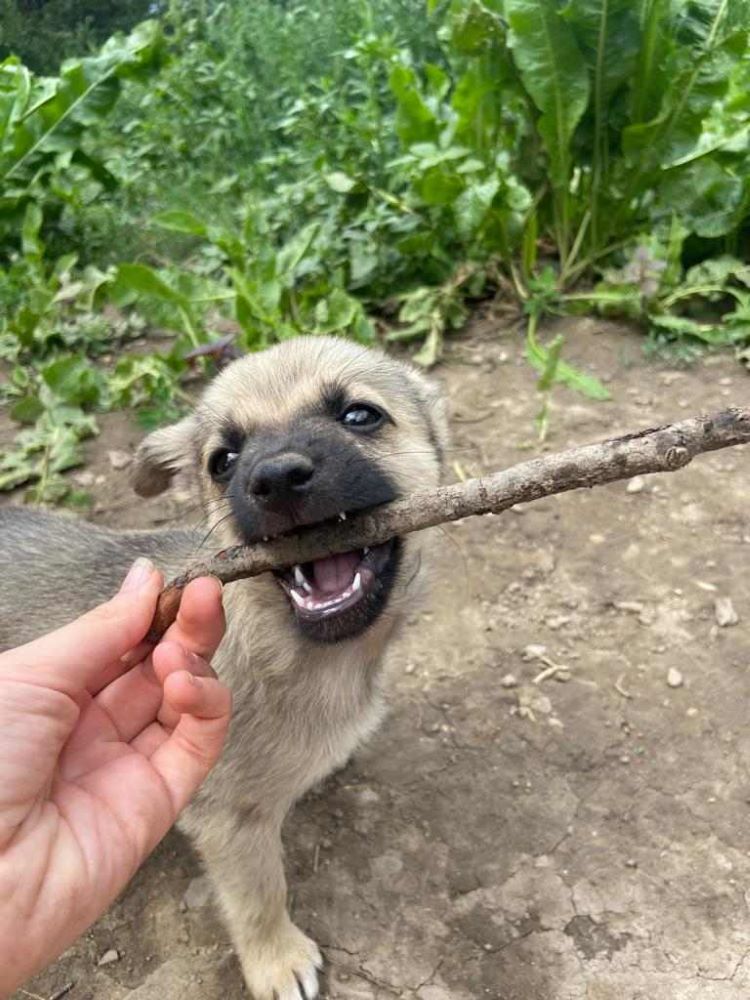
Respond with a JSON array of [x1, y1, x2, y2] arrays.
[[294, 565, 305, 587], [353, 572, 361, 591], [290, 590, 305, 607], [339, 511, 347, 521], [363, 546, 370, 556]]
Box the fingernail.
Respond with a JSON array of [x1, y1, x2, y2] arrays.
[[187, 651, 218, 680], [120, 557, 155, 594]]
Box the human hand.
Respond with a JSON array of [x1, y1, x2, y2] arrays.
[[0, 559, 231, 996]]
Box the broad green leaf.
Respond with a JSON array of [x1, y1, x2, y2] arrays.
[[453, 176, 500, 239], [564, 0, 641, 104], [505, 0, 590, 194], [389, 63, 440, 145], [656, 159, 743, 238], [0, 21, 163, 185], [41, 356, 103, 407], [649, 313, 728, 344], [10, 395, 43, 425], [622, 0, 750, 168], [313, 288, 358, 333], [209, 174, 239, 195], [416, 166, 464, 205], [449, 0, 506, 54], [684, 255, 750, 291], [154, 210, 208, 237], [114, 263, 189, 306], [325, 171, 357, 193]]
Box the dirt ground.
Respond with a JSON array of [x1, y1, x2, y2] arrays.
[[10, 316, 750, 1000]]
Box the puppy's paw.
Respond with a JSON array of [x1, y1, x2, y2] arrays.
[[241, 923, 322, 1000]]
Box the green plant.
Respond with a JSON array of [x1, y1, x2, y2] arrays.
[[5, 0, 750, 503], [0, 21, 169, 502]]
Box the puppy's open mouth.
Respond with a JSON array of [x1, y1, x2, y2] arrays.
[[274, 538, 400, 642]]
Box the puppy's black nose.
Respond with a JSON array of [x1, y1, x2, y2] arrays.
[[248, 452, 314, 505]]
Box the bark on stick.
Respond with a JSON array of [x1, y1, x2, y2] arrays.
[[147, 406, 750, 641]]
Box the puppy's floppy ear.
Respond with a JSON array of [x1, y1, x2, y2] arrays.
[[131, 415, 198, 497], [403, 366, 450, 465]]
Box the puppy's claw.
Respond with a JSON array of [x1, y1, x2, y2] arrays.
[[298, 961, 320, 998], [241, 924, 321, 1000]]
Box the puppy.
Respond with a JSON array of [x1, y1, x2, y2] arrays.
[[0, 336, 447, 1000]]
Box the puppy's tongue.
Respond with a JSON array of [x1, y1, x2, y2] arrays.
[[312, 551, 360, 593]]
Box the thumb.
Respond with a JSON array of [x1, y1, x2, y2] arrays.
[[15, 559, 163, 695]]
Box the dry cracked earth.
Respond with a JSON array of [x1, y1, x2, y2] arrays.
[[10, 316, 750, 1000]]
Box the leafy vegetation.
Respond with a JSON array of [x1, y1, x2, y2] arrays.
[[2, 0, 750, 501]]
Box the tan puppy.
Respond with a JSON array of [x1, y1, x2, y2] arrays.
[[0, 336, 447, 999]]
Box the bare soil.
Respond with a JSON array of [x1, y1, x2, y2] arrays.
[[10, 316, 750, 1000]]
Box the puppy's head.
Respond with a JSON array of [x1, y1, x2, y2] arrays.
[[133, 336, 447, 643]]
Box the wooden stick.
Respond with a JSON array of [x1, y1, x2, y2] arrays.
[[147, 406, 750, 641]]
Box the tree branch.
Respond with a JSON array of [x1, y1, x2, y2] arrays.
[[147, 406, 750, 640]]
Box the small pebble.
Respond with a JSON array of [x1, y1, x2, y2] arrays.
[[667, 668, 684, 689], [626, 476, 646, 494], [546, 615, 572, 630], [686, 707, 699, 718], [98, 949, 120, 967], [715, 597, 739, 627], [625, 859, 638, 869], [522, 644, 547, 661], [501, 673, 518, 688], [108, 449, 132, 470], [614, 600, 645, 614]]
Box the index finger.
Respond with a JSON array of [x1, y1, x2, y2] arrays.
[[6, 559, 163, 697]]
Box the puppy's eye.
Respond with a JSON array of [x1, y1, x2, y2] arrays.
[[208, 448, 239, 481], [339, 403, 385, 431]]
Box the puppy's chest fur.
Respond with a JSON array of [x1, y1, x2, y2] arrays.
[[201, 588, 388, 814]]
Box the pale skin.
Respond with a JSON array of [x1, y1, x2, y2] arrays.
[[0, 558, 232, 998]]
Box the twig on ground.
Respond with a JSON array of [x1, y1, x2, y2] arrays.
[[614, 674, 634, 700], [533, 658, 571, 685], [148, 406, 750, 640], [49, 986, 74, 1000]]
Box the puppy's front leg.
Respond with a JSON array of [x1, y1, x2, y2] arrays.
[[193, 811, 321, 1000]]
